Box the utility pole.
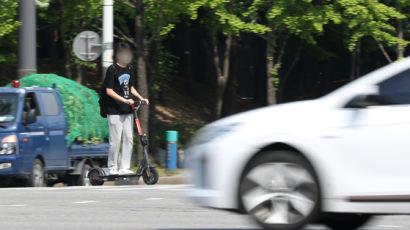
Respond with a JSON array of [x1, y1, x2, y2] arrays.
[[18, 0, 37, 78], [102, 0, 114, 80]]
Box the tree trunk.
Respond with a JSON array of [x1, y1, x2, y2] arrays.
[[63, 46, 72, 78], [135, 0, 149, 162], [221, 37, 239, 117], [349, 46, 356, 80], [147, 41, 159, 158], [58, 0, 72, 78], [266, 29, 280, 106], [356, 41, 361, 78], [75, 64, 83, 84], [373, 37, 393, 64], [278, 42, 302, 103], [183, 19, 193, 96], [349, 42, 361, 80], [50, 29, 59, 60], [212, 31, 232, 120], [397, 17, 404, 59], [266, 55, 276, 104]]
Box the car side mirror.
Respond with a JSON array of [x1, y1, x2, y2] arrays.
[[23, 109, 37, 125], [345, 94, 388, 109]]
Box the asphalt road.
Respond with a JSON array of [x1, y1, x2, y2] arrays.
[[0, 185, 409, 230]]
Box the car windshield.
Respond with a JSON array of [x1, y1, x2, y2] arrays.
[[0, 93, 18, 124]]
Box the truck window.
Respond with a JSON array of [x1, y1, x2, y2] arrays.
[[39, 92, 60, 116], [0, 93, 18, 123], [24, 92, 40, 117]]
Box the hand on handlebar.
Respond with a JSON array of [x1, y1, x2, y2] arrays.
[[141, 98, 149, 105], [126, 98, 149, 107], [124, 99, 134, 105]]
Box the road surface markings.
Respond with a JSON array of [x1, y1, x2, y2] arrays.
[[144, 198, 163, 201], [74, 200, 97, 204], [0, 185, 191, 192], [377, 225, 403, 229], [0, 204, 27, 207], [90, 185, 190, 191]]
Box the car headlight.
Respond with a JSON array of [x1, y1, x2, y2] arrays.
[[0, 135, 18, 155], [190, 122, 241, 146]]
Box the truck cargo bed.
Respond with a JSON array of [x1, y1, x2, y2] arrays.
[[69, 141, 109, 159]]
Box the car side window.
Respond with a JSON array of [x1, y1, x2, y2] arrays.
[[24, 92, 40, 116], [377, 68, 410, 105], [39, 92, 60, 116]]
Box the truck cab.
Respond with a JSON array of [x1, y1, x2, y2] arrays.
[[0, 81, 108, 186]]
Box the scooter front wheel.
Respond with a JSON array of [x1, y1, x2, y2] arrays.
[[142, 166, 159, 185]]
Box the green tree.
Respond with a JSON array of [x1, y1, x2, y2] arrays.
[[188, 0, 269, 118], [0, 0, 20, 38], [335, 0, 408, 69], [38, 0, 102, 81], [384, 0, 410, 60], [0, 0, 20, 63], [244, 0, 408, 104], [244, 0, 340, 104]]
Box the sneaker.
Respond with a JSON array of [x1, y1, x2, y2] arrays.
[[119, 169, 134, 175], [108, 167, 119, 175]]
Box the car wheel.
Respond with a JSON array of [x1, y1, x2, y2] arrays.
[[76, 163, 92, 186], [239, 151, 320, 230], [27, 158, 45, 187], [322, 213, 372, 230]]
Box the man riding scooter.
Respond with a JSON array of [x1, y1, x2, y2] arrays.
[[102, 42, 149, 175]]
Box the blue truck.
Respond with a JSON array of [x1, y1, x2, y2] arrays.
[[0, 83, 109, 187]]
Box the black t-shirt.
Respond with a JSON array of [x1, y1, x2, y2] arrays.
[[102, 63, 136, 114]]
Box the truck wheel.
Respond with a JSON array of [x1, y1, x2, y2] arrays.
[[75, 163, 92, 186], [27, 159, 45, 187]]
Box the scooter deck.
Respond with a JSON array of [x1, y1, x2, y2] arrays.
[[95, 174, 140, 182], [89, 168, 141, 182]]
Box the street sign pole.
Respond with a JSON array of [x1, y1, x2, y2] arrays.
[[18, 0, 37, 78], [102, 0, 114, 80]]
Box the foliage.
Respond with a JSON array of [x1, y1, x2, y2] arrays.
[[38, 0, 103, 67], [0, 0, 20, 63], [243, 0, 408, 50], [334, 0, 408, 51], [0, 0, 20, 38], [153, 50, 178, 91]]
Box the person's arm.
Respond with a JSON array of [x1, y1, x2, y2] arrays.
[[106, 88, 134, 105], [131, 86, 149, 104]]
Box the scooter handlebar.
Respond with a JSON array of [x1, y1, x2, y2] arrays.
[[131, 100, 147, 110]]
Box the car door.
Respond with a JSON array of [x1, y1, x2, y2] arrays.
[[37, 91, 68, 169], [332, 68, 410, 198], [20, 92, 49, 172]]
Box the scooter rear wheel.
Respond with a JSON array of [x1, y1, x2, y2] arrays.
[[88, 168, 105, 186], [142, 166, 159, 185]]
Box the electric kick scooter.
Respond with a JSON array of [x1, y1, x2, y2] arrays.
[[88, 100, 159, 185]]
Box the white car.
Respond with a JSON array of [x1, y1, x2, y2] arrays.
[[185, 57, 410, 230]]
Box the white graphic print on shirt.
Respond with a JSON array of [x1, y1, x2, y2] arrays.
[[118, 74, 130, 98]]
